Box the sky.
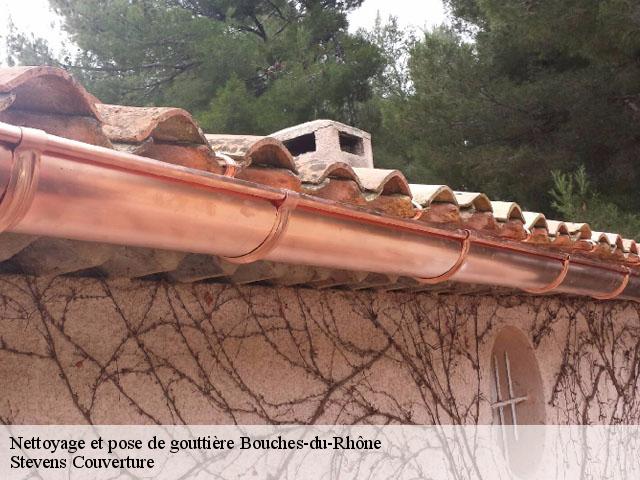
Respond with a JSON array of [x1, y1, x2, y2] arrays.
[[0, 0, 448, 58], [348, 0, 448, 32]]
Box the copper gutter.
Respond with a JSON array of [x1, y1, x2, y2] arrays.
[[222, 191, 299, 264], [414, 231, 471, 285], [592, 267, 630, 300], [0, 123, 637, 302], [522, 254, 570, 294]]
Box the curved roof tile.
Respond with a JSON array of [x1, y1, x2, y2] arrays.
[[206, 134, 296, 171], [564, 222, 593, 240], [454, 192, 493, 212], [522, 211, 548, 231], [623, 239, 638, 255], [490, 201, 525, 223], [546, 220, 570, 237], [295, 158, 359, 185], [592, 231, 624, 251], [409, 185, 457, 207], [352, 168, 411, 196], [0, 66, 99, 117], [98, 104, 208, 144]]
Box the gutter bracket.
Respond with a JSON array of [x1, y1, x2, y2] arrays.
[[0, 127, 46, 232], [415, 230, 471, 285], [592, 266, 630, 301], [222, 190, 299, 264], [523, 254, 570, 294]]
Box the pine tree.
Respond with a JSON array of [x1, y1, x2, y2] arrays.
[[6, 0, 382, 133]]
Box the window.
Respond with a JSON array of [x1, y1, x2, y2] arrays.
[[490, 326, 545, 477]]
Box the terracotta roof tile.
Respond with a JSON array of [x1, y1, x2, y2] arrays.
[[592, 231, 624, 249], [409, 185, 457, 207], [292, 157, 414, 216], [206, 134, 296, 171], [1, 109, 112, 147], [454, 191, 493, 212], [564, 222, 592, 240], [295, 158, 359, 184], [0, 93, 15, 111], [523, 211, 547, 230], [546, 219, 570, 237], [134, 142, 223, 173], [97, 104, 207, 144], [235, 167, 302, 191], [0, 65, 638, 293], [522, 211, 549, 243], [367, 194, 416, 218], [488, 201, 527, 240], [491, 201, 525, 223], [303, 179, 368, 207], [623, 238, 638, 255], [0, 66, 110, 146], [351, 168, 411, 196], [544, 220, 573, 247], [96, 104, 224, 173], [621, 239, 639, 265], [0, 66, 99, 117], [410, 185, 461, 224], [590, 231, 625, 260], [205, 134, 299, 189]]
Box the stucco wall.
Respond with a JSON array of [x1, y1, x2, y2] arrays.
[[0, 275, 638, 425]]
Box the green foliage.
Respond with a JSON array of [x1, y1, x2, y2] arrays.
[[6, 0, 380, 132], [355, 15, 421, 175], [551, 166, 640, 238], [200, 75, 257, 134], [383, 0, 640, 237], [6, 0, 640, 237], [362, 14, 416, 99]]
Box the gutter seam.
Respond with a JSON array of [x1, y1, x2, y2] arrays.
[[0, 127, 46, 232], [222, 190, 299, 264]]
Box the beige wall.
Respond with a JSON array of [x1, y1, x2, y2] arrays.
[[0, 275, 638, 425]]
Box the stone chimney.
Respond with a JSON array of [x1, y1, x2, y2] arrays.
[[271, 120, 374, 168]]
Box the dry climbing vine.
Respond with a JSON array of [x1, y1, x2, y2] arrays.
[[0, 275, 638, 426]]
